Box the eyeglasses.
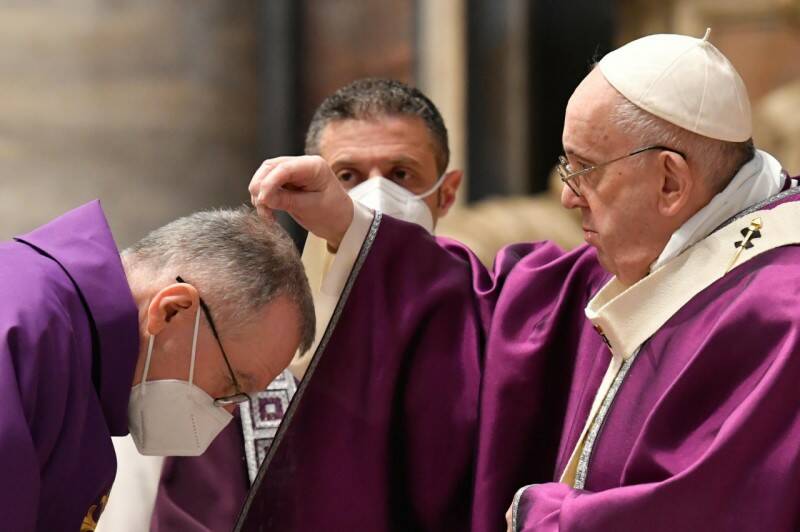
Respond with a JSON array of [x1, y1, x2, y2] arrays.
[[176, 276, 250, 406], [557, 144, 687, 198]]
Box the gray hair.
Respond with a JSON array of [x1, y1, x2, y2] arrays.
[[304, 78, 450, 175], [611, 93, 755, 193], [123, 207, 315, 353]]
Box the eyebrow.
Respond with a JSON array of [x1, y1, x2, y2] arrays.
[[388, 155, 422, 166], [237, 370, 256, 390], [330, 158, 360, 169], [564, 147, 596, 165], [330, 156, 425, 173], [224, 369, 255, 396]]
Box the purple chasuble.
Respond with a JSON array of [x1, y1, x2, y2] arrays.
[[151, 420, 250, 531], [512, 188, 800, 531], [0, 201, 139, 531], [150, 371, 297, 531], [236, 213, 608, 531], [238, 188, 800, 532]]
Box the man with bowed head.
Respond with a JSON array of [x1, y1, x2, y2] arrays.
[[153, 78, 464, 529], [244, 30, 800, 531], [0, 201, 314, 531], [97, 78, 464, 532]]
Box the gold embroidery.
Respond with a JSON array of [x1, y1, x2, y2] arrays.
[[80, 494, 108, 532]]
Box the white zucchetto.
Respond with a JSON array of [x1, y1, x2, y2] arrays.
[[599, 28, 752, 142]]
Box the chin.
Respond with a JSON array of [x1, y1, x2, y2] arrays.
[[593, 247, 614, 275]]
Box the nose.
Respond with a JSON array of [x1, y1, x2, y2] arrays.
[[560, 183, 587, 209], [367, 169, 384, 180]]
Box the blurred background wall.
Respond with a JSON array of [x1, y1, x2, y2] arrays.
[[0, 1, 262, 247], [2, 0, 798, 253]]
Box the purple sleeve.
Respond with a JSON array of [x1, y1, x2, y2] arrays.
[[0, 291, 73, 530]]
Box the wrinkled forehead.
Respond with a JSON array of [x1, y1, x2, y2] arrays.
[[563, 68, 629, 157]]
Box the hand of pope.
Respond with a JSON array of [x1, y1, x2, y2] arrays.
[[249, 155, 354, 249]]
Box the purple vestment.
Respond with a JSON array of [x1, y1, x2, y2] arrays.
[[151, 421, 249, 531], [237, 187, 800, 531], [235, 211, 607, 531], [0, 201, 139, 531], [510, 190, 800, 531], [150, 372, 297, 531]]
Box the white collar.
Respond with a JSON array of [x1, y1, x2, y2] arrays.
[[586, 197, 800, 360]]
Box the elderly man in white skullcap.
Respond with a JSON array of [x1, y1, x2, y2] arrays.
[[240, 30, 800, 532]]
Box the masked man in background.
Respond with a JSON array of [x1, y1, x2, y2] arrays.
[[98, 78, 462, 531], [0, 201, 313, 532]]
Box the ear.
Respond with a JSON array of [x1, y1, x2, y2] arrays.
[[657, 151, 693, 217], [145, 282, 199, 336], [436, 169, 463, 217]]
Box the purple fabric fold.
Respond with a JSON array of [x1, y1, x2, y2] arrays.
[[239, 190, 800, 532], [1, 201, 139, 531], [514, 240, 800, 531], [152, 421, 250, 531], [236, 216, 607, 531]]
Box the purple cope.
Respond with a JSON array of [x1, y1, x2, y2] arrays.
[[236, 188, 800, 531]]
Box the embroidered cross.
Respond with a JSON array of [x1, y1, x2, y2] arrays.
[[726, 217, 762, 274], [734, 227, 761, 249]]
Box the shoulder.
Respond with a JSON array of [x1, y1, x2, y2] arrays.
[[726, 244, 800, 307], [0, 242, 81, 429], [493, 242, 607, 303], [670, 244, 800, 370], [0, 240, 78, 354]]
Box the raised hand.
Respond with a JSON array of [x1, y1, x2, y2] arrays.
[[249, 155, 355, 249]]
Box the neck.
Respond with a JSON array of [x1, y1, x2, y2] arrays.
[[121, 257, 154, 347]]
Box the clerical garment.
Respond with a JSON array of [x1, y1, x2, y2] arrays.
[[235, 205, 609, 531], [509, 189, 800, 531], [238, 186, 800, 532], [148, 371, 297, 531], [149, 421, 250, 532], [0, 201, 139, 531]]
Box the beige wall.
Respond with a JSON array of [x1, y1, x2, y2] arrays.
[[417, 0, 467, 196], [299, 0, 415, 128], [0, 1, 261, 248]]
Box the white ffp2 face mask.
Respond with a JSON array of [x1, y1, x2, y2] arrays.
[[347, 175, 446, 234], [128, 308, 233, 456]]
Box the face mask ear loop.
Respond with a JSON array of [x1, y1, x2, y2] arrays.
[[413, 172, 448, 200], [140, 334, 156, 393], [188, 305, 201, 385]]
